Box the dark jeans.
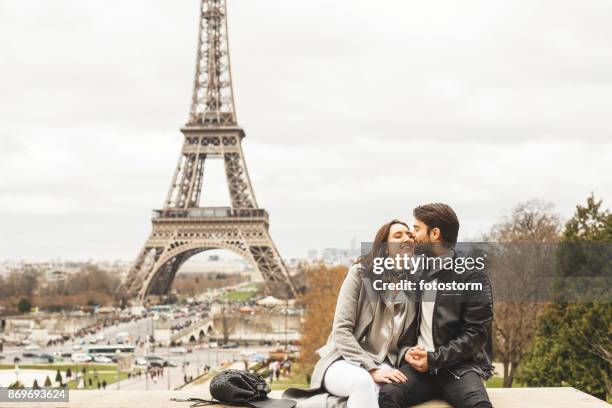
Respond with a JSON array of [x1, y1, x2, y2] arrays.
[[379, 364, 492, 408]]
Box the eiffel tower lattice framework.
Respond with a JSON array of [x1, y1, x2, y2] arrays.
[[124, 0, 296, 303]]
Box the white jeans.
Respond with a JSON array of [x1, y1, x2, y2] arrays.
[[323, 360, 391, 408]]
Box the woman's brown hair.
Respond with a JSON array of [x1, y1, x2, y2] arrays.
[[358, 219, 409, 271]]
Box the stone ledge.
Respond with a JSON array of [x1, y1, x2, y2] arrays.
[[0, 387, 607, 408]]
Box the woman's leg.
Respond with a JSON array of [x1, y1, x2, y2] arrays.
[[323, 360, 380, 408]]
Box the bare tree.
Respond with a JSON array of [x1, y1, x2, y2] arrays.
[[14, 267, 40, 299], [486, 200, 561, 387], [0, 263, 125, 311], [220, 304, 237, 344]]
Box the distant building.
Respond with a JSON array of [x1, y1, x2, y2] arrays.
[[307, 249, 318, 261], [321, 247, 360, 266], [45, 269, 67, 282], [350, 237, 357, 252]]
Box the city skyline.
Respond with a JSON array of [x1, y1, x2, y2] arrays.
[[2, 0, 611, 262]]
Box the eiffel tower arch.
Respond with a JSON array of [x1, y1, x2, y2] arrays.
[[124, 0, 296, 303]]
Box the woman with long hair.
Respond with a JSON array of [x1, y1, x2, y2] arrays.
[[284, 220, 419, 408]]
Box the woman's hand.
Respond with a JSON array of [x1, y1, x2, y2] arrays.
[[369, 367, 408, 384]]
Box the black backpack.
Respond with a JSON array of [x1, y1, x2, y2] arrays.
[[172, 370, 296, 408]]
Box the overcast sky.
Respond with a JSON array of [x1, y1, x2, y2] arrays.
[[1, 0, 611, 262]]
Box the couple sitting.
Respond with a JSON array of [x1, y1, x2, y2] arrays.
[[284, 203, 494, 408]]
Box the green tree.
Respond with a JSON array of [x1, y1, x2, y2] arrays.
[[44, 376, 52, 387], [66, 367, 72, 378], [8, 381, 24, 389], [517, 194, 612, 400], [55, 370, 63, 385], [32, 379, 40, 389], [17, 298, 31, 314]]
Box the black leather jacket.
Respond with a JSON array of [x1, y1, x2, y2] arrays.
[[414, 260, 495, 380]]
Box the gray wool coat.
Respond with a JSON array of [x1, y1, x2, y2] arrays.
[[282, 264, 418, 408]]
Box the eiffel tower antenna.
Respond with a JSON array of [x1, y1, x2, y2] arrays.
[[189, 0, 237, 127], [125, 0, 296, 303]]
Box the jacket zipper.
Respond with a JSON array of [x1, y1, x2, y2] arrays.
[[447, 369, 460, 380], [430, 278, 440, 375]]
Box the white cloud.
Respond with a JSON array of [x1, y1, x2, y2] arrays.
[[1, 0, 611, 261]]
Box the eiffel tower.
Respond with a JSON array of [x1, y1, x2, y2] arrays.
[[124, 0, 296, 303]]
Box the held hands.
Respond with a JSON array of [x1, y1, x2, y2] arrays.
[[369, 367, 408, 384], [405, 346, 429, 373]]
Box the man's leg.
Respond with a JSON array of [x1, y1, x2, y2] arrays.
[[436, 371, 492, 408], [378, 364, 437, 408]]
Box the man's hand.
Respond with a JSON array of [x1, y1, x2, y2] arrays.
[[369, 367, 408, 384], [405, 346, 429, 373]]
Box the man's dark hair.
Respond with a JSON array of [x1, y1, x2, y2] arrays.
[[413, 203, 459, 247]]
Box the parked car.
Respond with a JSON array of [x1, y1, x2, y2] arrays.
[[249, 353, 268, 363], [221, 342, 239, 349], [38, 353, 54, 363], [25, 344, 39, 351], [145, 356, 168, 367], [92, 354, 112, 363], [170, 347, 188, 354], [71, 353, 92, 363], [22, 352, 39, 358], [115, 332, 131, 344], [134, 357, 148, 367], [61, 352, 72, 358], [0, 355, 5, 361], [149, 360, 164, 368], [72, 344, 82, 351]]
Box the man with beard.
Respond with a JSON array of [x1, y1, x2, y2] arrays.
[[379, 203, 494, 408]]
